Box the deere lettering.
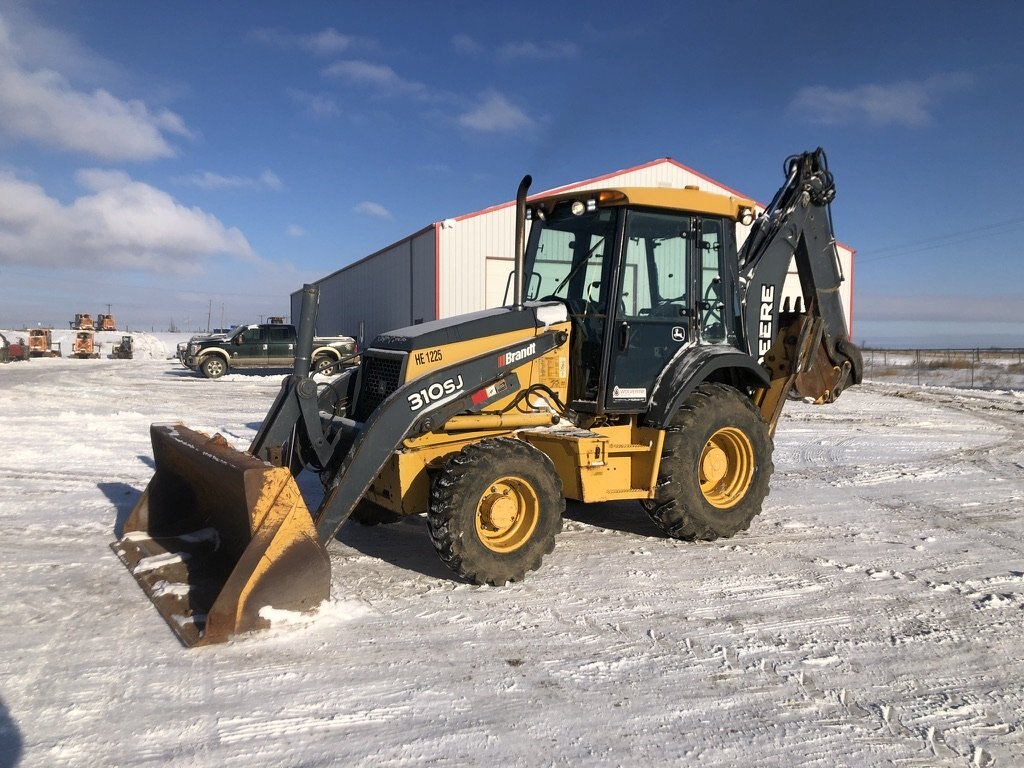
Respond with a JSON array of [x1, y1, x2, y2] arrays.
[[757, 284, 775, 359], [499, 342, 536, 367]]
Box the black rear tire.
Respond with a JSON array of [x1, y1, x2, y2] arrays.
[[313, 355, 336, 375], [642, 383, 773, 540], [428, 438, 563, 585]]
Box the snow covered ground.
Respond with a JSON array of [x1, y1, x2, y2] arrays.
[[0, 355, 1021, 767]]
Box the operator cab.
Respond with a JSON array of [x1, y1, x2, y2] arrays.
[[521, 188, 752, 415]]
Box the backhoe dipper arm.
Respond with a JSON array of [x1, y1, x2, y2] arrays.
[[738, 149, 863, 431]]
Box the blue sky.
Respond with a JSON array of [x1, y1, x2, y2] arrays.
[[1, 1, 1022, 346]]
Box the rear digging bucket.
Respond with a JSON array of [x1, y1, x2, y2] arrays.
[[111, 423, 331, 647]]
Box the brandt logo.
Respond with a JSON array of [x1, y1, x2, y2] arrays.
[[499, 342, 536, 367]]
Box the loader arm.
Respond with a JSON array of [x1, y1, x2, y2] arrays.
[[248, 284, 340, 468], [738, 149, 863, 432], [249, 281, 568, 544], [310, 327, 567, 544]]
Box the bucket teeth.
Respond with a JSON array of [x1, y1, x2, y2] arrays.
[[112, 528, 226, 646]]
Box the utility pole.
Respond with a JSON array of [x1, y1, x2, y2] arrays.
[[206, 299, 212, 333], [220, 303, 225, 332]]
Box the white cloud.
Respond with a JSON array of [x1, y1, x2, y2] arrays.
[[452, 34, 483, 56], [287, 224, 306, 238], [354, 201, 392, 219], [259, 170, 283, 191], [250, 27, 356, 56], [0, 14, 191, 160], [789, 73, 973, 127], [457, 90, 535, 133], [175, 169, 282, 191], [287, 87, 340, 118], [305, 28, 355, 56], [498, 40, 580, 60], [321, 56, 537, 136], [0, 170, 254, 274], [323, 59, 429, 98], [0, 5, 125, 87]]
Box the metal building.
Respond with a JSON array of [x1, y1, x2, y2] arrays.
[[293, 158, 855, 344]]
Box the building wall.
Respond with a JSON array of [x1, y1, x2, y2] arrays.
[[291, 226, 436, 344]]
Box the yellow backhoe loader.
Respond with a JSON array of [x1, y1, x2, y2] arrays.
[[112, 149, 863, 646]]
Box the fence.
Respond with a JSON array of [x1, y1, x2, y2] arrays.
[[861, 348, 1024, 390]]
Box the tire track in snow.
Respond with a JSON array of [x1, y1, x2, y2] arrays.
[[728, 385, 1023, 764]]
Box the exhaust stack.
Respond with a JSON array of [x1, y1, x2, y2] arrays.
[[512, 174, 532, 310]]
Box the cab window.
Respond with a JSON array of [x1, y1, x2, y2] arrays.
[[620, 211, 691, 318], [525, 206, 617, 308], [698, 219, 727, 343]]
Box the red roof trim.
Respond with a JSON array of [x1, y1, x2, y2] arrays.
[[451, 157, 753, 224], [447, 158, 854, 265]]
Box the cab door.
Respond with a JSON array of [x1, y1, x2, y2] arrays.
[[696, 217, 730, 345], [266, 325, 294, 367], [604, 212, 739, 411], [233, 326, 268, 366], [604, 210, 694, 411]]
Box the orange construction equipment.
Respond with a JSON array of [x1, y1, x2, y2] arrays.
[[71, 330, 100, 359], [28, 329, 61, 357]]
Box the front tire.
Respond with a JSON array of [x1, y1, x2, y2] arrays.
[[428, 438, 563, 585], [642, 383, 773, 541], [200, 356, 227, 379]]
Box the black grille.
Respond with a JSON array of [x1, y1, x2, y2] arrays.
[[354, 353, 405, 421]]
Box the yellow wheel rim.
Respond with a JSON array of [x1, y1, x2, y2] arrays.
[[475, 477, 539, 553], [699, 427, 755, 509]]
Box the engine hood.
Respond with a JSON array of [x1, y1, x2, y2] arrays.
[[370, 301, 568, 353]]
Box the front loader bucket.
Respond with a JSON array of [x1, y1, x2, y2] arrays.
[[111, 423, 331, 647]]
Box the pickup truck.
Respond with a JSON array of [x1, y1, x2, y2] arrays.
[[181, 323, 358, 379]]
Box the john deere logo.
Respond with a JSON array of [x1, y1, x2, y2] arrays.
[[758, 284, 775, 359]]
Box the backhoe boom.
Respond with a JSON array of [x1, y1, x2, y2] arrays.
[[738, 149, 863, 430]]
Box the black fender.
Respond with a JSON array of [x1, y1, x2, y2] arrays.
[[643, 346, 770, 429]]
